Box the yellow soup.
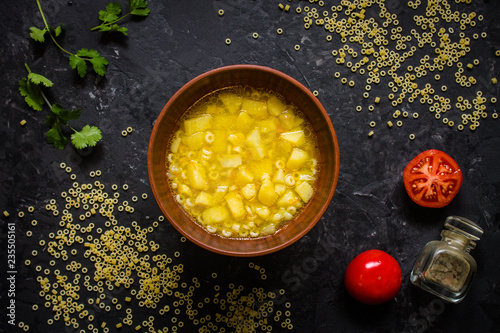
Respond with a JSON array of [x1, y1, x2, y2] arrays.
[[166, 86, 319, 238]]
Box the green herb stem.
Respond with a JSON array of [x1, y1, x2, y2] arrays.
[[24, 63, 52, 109], [90, 13, 131, 31], [24, 63, 32, 73], [67, 124, 78, 133], [35, 0, 74, 57], [40, 90, 53, 110]]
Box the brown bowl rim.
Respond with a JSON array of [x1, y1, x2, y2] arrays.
[[147, 64, 340, 256]]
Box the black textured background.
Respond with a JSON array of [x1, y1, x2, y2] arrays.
[[1, 1, 499, 332]]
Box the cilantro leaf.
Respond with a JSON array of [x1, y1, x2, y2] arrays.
[[109, 24, 128, 35], [71, 125, 102, 149], [45, 103, 100, 150], [94, 23, 128, 35], [92, 1, 149, 35], [76, 48, 101, 58], [96, 24, 111, 32], [46, 124, 68, 149], [45, 114, 59, 128], [30, 24, 63, 42], [69, 54, 88, 78], [50, 104, 82, 124], [99, 2, 122, 23], [52, 24, 64, 37], [61, 108, 82, 123], [19, 77, 44, 111], [28, 72, 54, 87], [129, 0, 150, 16], [50, 103, 65, 116], [29, 27, 47, 42], [76, 48, 109, 76]]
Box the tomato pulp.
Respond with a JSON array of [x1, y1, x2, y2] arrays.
[[344, 249, 402, 305], [403, 149, 463, 208]]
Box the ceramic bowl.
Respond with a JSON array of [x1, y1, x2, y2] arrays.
[[148, 64, 339, 256]]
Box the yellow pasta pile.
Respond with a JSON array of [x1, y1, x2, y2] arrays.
[[16, 163, 293, 332]]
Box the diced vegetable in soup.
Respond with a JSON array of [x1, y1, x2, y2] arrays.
[[166, 87, 319, 238]]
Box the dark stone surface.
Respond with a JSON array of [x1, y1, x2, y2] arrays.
[[1, 1, 499, 332]]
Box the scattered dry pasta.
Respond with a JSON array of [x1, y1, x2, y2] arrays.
[[278, 0, 498, 136], [17, 164, 293, 332]]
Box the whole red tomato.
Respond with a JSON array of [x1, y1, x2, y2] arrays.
[[403, 149, 463, 208], [344, 249, 402, 305]]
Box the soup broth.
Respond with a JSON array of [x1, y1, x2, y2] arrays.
[[166, 86, 319, 238]]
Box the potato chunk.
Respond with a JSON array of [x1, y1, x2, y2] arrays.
[[258, 179, 278, 206], [267, 95, 285, 116], [236, 111, 255, 131], [241, 98, 268, 118], [178, 184, 192, 197], [252, 158, 273, 180], [246, 128, 265, 160], [278, 111, 296, 131], [218, 154, 242, 168], [183, 132, 206, 150], [277, 141, 292, 155], [213, 185, 228, 204], [228, 132, 246, 146], [211, 130, 228, 153], [256, 118, 278, 134], [205, 104, 225, 114], [275, 184, 287, 196], [195, 191, 213, 206], [241, 184, 257, 200], [273, 168, 286, 184], [286, 148, 309, 170], [280, 130, 305, 146], [219, 92, 243, 114], [202, 206, 229, 224], [225, 192, 246, 220], [213, 114, 237, 130], [187, 161, 208, 190], [277, 190, 300, 207], [295, 181, 314, 203], [294, 117, 305, 128], [261, 223, 276, 235], [170, 136, 181, 153], [184, 114, 212, 136], [254, 205, 270, 220], [235, 166, 254, 185]]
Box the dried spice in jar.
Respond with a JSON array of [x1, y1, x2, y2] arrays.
[[424, 252, 470, 292], [410, 216, 483, 303]]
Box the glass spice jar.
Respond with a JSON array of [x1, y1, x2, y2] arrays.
[[410, 216, 483, 303]]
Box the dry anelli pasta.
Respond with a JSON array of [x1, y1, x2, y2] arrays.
[[278, 0, 498, 137], [15, 164, 294, 332]]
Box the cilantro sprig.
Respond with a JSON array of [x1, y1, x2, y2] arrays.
[[30, 0, 108, 77], [91, 0, 151, 35], [29, 23, 63, 43], [19, 64, 103, 150], [69, 48, 109, 78], [19, 70, 53, 111]]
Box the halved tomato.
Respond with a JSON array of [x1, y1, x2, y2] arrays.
[[403, 149, 463, 208]]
